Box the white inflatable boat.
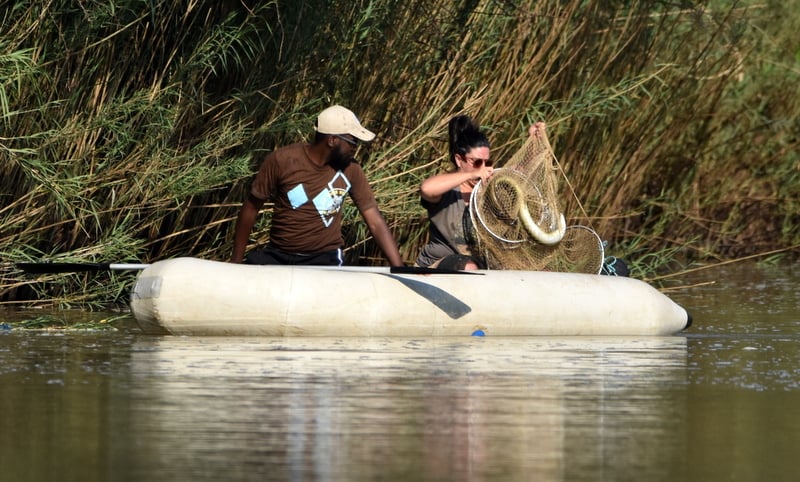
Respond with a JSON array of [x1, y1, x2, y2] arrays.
[[129, 257, 691, 336]]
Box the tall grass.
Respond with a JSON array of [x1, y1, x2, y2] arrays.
[[1, 0, 798, 306]]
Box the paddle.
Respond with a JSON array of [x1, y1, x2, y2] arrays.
[[16, 262, 482, 275], [389, 266, 483, 275], [15, 262, 151, 274]]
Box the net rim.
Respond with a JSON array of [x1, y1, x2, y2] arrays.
[[469, 168, 527, 245], [564, 224, 605, 274]]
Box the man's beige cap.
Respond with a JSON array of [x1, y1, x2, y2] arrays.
[[315, 105, 375, 142]]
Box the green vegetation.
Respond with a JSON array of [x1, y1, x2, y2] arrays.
[[0, 309, 130, 330], [2, 0, 798, 307]]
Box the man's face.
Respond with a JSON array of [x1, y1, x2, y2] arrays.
[[329, 135, 358, 168]]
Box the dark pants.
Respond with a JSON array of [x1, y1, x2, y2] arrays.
[[244, 245, 343, 266], [433, 254, 485, 270]]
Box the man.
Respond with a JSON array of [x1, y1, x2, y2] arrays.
[[230, 105, 403, 267]]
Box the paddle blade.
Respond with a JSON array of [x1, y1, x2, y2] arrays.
[[15, 262, 149, 274], [16, 262, 111, 273]]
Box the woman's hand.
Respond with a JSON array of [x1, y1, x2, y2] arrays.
[[474, 164, 494, 185], [528, 121, 546, 138]]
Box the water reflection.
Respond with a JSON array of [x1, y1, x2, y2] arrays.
[[669, 261, 799, 335], [668, 262, 800, 391], [123, 336, 687, 481], [0, 332, 135, 482]]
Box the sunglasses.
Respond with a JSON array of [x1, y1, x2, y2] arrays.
[[334, 134, 359, 147], [465, 156, 493, 167]]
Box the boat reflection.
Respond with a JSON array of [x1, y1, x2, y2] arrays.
[[126, 336, 687, 481]]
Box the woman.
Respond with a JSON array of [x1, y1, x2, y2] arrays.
[[415, 115, 494, 270]]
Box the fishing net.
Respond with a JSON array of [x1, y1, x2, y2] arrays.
[[469, 129, 604, 273]]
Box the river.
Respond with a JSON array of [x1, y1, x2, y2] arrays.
[[0, 261, 797, 482]]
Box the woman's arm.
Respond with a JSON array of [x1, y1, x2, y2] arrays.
[[419, 166, 493, 203]]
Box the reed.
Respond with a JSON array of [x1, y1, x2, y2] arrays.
[[1, 0, 798, 306]]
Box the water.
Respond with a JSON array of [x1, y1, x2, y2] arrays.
[[0, 261, 797, 482]]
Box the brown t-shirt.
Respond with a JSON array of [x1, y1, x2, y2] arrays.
[[250, 143, 378, 253]]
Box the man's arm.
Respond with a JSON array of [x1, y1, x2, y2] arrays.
[[230, 194, 265, 263], [360, 206, 404, 267]]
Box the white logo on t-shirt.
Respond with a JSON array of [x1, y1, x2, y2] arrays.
[[310, 172, 351, 227]]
